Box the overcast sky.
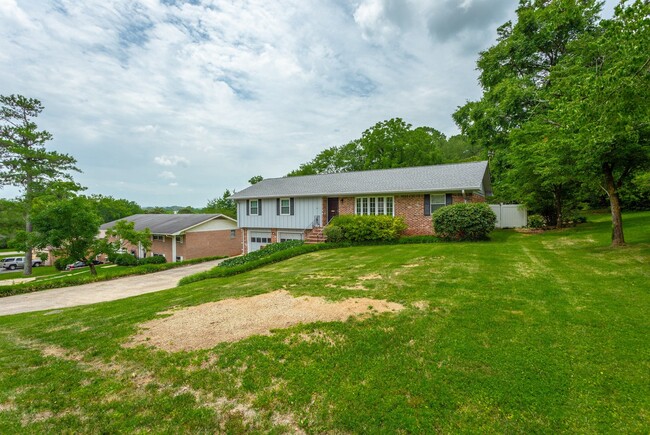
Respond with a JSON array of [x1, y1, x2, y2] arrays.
[[1, 0, 618, 207]]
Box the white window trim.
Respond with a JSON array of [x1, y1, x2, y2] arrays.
[[249, 199, 259, 215], [430, 193, 446, 213], [280, 198, 291, 216], [355, 196, 394, 216]]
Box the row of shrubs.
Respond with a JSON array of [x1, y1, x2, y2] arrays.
[[322, 203, 497, 243], [218, 240, 304, 268], [179, 242, 342, 286], [324, 215, 407, 243]]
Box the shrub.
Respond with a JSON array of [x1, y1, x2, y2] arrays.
[[138, 255, 166, 265], [432, 202, 496, 241], [527, 214, 545, 229], [54, 257, 71, 271], [218, 240, 304, 268], [325, 215, 407, 243], [114, 253, 139, 266], [322, 225, 344, 242]]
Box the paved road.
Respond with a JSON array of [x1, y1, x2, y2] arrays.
[[0, 259, 226, 316]]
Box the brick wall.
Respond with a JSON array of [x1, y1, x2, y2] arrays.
[[183, 229, 242, 258], [395, 194, 433, 235], [452, 193, 486, 204], [120, 230, 242, 262]]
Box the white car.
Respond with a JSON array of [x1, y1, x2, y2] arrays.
[[1, 257, 42, 270]]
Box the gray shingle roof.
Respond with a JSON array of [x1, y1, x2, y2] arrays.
[[99, 214, 233, 235], [231, 161, 491, 200]]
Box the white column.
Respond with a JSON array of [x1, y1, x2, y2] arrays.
[[171, 236, 177, 263]]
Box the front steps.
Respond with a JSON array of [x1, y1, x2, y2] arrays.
[[305, 227, 326, 244]]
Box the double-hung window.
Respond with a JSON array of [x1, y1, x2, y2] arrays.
[[355, 196, 394, 216], [430, 194, 446, 213], [280, 198, 290, 215], [249, 199, 259, 215]]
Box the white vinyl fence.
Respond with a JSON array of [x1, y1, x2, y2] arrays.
[[489, 204, 528, 228]]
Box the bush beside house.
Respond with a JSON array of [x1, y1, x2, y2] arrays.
[[432, 203, 496, 241], [324, 215, 407, 243]]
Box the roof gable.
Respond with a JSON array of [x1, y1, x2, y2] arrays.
[[99, 214, 234, 235], [231, 161, 492, 199]]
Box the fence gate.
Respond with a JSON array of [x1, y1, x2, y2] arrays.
[[489, 204, 527, 228]]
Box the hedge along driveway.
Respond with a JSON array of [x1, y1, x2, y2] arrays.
[[0, 258, 227, 316]]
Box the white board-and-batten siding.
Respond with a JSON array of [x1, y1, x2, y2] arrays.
[[237, 197, 323, 229]]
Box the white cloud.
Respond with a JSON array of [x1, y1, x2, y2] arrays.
[[158, 170, 176, 180], [154, 155, 190, 167]]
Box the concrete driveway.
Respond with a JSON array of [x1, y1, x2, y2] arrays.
[[0, 259, 226, 316]]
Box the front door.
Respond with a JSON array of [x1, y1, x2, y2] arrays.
[[327, 197, 339, 223]]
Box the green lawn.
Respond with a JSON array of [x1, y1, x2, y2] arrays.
[[0, 212, 648, 433]]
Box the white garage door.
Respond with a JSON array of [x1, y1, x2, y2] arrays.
[[278, 232, 303, 242], [249, 231, 272, 253]]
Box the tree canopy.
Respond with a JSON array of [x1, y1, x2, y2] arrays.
[[454, 0, 649, 244], [32, 196, 111, 276], [287, 118, 481, 177], [0, 94, 80, 275]]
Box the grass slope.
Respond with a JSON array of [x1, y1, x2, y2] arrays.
[[0, 212, 648, 432]]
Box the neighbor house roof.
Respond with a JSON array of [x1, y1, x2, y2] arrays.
[[99, 214, 234, 235], [231, 161, 492, 200]]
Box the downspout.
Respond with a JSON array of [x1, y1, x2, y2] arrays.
[[462, 189, 467, 203]]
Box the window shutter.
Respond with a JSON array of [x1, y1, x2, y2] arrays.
[[290, 198, 295, 215], [446, 194, 453, 205], [276, 198, 280, 215], [424, 194, 431, 216], [246, 200, 250, 216], [258, 199, 262, 215]]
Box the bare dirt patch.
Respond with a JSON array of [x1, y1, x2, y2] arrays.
[[127, 290, 404, 352]]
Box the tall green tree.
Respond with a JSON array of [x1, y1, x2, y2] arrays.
[[0, 94, 79, 275], [543, 0, 650, 245], [32, 197, 112, 276], [89, 195, 143, 223], [453, 0, 602, 225], [204, 189, 237, 218], [288, 118, 446, 176]]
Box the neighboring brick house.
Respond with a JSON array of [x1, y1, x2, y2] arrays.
[[230, 161, 493, 253], [99, 214, 242, 262]]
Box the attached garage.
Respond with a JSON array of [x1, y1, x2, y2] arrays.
[[278, 232, 303, 242], [249, 231, 272, 252]]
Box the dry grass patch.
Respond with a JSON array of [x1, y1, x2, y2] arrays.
[[127, 290, 404, 352]]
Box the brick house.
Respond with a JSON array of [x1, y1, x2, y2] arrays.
[[230, 161, 492, 253], [99, 214, 242, 262]]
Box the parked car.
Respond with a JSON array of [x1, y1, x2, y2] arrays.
[[66, 260, 104, 270], [1, 257, 42, 270]]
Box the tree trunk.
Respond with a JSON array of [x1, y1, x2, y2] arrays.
[[554, 187, 563, 229], [604, 165, 625, 246], [89, 262, 97, 276], [23, 178, 33, 277]]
